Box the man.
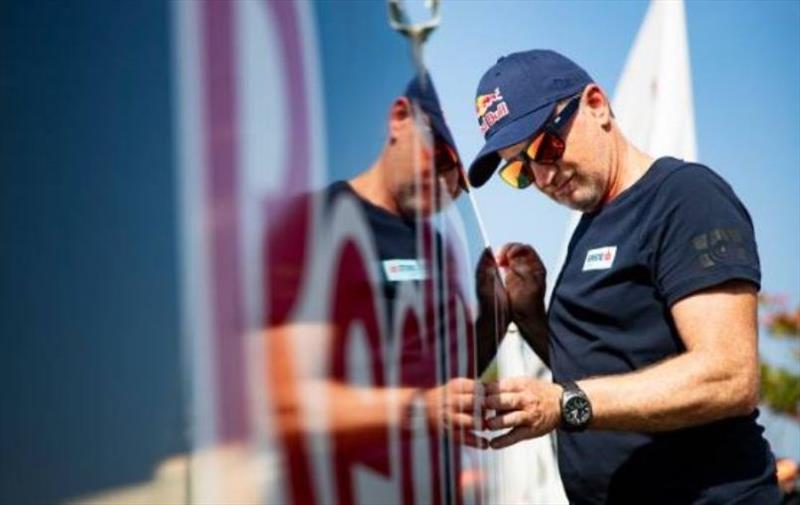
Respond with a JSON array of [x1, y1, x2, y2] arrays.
[[467, 50, 780, 504], [263, 73, 500, 504]]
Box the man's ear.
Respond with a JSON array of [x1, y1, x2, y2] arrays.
[[583, 84, 612, 130], [388, 97, 412, 138]]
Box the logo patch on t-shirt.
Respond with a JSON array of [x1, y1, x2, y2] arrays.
[[691, 227, 751, 269], [582, 246, 617, 271], [382, 259, 428, 281]]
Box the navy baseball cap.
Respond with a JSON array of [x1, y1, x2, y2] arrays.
[[404, 72, 458, 153], [468, 50, 593, 188], [404, 72, 468, 190]]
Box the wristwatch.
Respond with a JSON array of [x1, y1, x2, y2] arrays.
[[560, 381, 593, 431]]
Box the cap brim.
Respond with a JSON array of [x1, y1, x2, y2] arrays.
[[468, 103, 555, 188]]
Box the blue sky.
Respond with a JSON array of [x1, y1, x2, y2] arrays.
[[424, 0, 799, 310]]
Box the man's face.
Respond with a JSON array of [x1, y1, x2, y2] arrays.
[[386, 99, 463, 219], [497, 88, 612, 213]]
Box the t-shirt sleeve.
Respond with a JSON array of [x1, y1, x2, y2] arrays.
[[645, 165, 760, 306]]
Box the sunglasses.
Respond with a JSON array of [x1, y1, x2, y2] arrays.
[[433, 134, 468, 194], [434, 136, 459, 173], [498, 93, 581, 189], [413, 110, 469, 194]]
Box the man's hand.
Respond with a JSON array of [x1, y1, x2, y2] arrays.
[[482, 377, 562, 449], [424, 377, 489, 449], [496, 243, 550, 364], [496, 242, 547, 326]]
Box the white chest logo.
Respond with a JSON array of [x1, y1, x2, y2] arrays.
[[582, 246, 617, 271], [382, 259, 428, 281]]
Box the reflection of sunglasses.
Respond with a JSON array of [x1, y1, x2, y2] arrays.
[[414, 109, 468, 193], [434, 137, 459, 174], [498, 93, 581, 189], [434, 136, 468, 193]]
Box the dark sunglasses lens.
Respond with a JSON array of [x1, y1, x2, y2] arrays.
[[434, 140, 458, 172], [535, 133, 565, 164]]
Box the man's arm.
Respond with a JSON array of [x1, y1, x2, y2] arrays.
[[266, 323, 488, 450], [578, 280, 759, 431], [484, 280, 760, 447]]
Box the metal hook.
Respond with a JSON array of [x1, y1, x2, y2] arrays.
[[387, 0, 441, 89]]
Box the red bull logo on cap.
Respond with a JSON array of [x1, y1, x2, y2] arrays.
[[476, 87, 509, 135], [475, 87, 504, 117]]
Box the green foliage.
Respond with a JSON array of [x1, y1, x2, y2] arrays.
[[760, 362, 800, 418], [759, 294, 800, 338], [758, 293, 800, 417]]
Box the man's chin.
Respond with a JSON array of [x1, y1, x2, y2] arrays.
[[568, 197, 601, 213], [398, 200, 435, 221], [397, 191, 467, 219], [558, 190, 601, 213]]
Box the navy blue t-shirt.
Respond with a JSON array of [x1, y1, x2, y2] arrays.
[[325, 181, 420, 308], [548, 158, 779, 504]]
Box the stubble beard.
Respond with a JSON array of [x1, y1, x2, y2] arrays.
[[558, 173, 604, 213]]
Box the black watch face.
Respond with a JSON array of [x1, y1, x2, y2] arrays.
[[565, 396, 591, 426]]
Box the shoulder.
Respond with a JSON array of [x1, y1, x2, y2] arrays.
[[637, 158, 757, 250], [323, 180, 354, 203], [655, 159, 733, 196], [273, 180, 352, 222], [656, 159, 739, 201], [648, 159, 747, 217]]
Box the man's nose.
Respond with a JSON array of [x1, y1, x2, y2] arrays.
[[531, 162, 557, 188]]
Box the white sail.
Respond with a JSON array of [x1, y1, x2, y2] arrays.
[[613, 0, 697, 161]]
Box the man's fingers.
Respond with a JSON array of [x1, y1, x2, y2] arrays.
[[484, 377, 525, 395], [446, 412, 481, 430], [497, 242, 545, 275], [496, 242, 523, 267], [447, 393, 477, 412], [508, 248, 544, 274], [485, 410, 526, 430], [483, 392, 522, 411], [489, 426, 534, 450], [505, 243, 530, 260], [447, 377, 477, 393], [457, 431, 490, 450], [434, 377, 479, 398], [451, 429, 490, 449], [446, 413, 490, 449]]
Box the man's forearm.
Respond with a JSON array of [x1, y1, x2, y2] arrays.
[[577, 349, 758, 432], [277, 381, 420, 449]]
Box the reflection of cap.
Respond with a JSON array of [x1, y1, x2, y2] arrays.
[[404, 72, 459, 157], [405, 72, 468, 192], [469, 50, 593, 188]]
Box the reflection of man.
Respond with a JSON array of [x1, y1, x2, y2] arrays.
[[265, 73, 499, 504], [467, 50, 780, 503]]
